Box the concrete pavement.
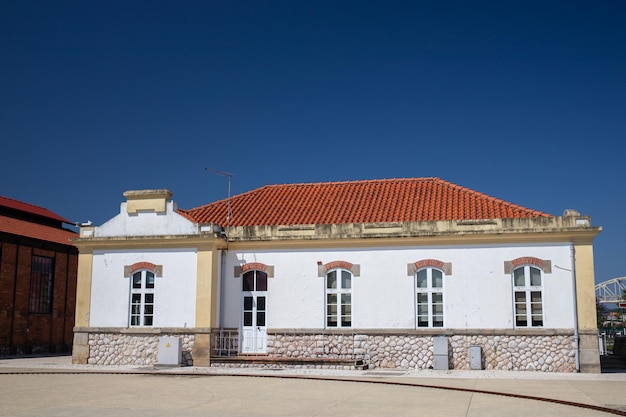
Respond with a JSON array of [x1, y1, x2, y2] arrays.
[[1, 355, 626, 416]]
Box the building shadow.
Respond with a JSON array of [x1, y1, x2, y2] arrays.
[[601, 354, 626, 373]]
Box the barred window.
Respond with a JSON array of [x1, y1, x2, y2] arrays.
[[29, 255, 54, 314]]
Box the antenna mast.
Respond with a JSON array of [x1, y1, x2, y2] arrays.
[[205, 168, 234, 244]]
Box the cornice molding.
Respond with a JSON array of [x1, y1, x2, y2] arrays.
[[226, 229, 600, 251], [71, 218, 601, 252], [71, 235, 227, 252]]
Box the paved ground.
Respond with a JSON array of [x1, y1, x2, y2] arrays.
[[1, 355, 626, 417]]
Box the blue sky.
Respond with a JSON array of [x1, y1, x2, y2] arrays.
[[1, 1, 624, 285]]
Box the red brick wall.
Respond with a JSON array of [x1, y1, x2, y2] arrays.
[[0, 239, 78, 355], [0, 242, 17, 349]]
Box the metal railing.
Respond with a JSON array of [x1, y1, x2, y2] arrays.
[[210, 329, 369, 366], [211, 330, 239, 357]]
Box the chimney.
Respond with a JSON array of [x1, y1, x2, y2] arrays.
[[123, 189, 172, 214]]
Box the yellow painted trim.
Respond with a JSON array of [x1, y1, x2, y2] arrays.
[[74, 252, 93, 327], [126, 198, 167, 214], [574, 243, 598, 331], [196, 248, 219, 328], [123, 189, 172, 214]]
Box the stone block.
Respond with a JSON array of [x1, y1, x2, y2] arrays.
[[192, 334, 211, 367], [71, 332, 89, 364]]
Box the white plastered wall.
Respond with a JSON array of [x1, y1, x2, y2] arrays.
[[95, 201, 197, 237], [90, 249, 198, 328], [221, 243, 575, 330]]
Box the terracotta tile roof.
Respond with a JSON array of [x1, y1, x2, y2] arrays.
[[181, 177, 551, 227], [0, 215, 77, 246], [0, 195, 73, 224]]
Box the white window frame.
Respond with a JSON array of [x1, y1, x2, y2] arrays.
[[512, 265, 544, 328], [325, 269, 352, 328], [129, 270, 155, 327], [415, 267, 444, 328], [241, 269, 268, 329]]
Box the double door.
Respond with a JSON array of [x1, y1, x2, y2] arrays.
[[241, 270, 267, 353]]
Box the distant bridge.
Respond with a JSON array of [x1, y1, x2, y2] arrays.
[[595, 277, 626, 304]]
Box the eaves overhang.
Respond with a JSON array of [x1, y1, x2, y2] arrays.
[[224, 216, 602, 250], [69, 215, 601, 252], [71, 234, 227, 253], [227, 230, 602, 251]]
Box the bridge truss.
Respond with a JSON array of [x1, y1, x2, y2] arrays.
[[595, 277, 626, 304]]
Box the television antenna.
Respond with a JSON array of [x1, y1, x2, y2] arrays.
[[205, 168, 234, 244]]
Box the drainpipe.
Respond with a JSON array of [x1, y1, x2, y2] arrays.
[[570, 243, 581, 373], [219, 247, 226, 331], [218, 225, 228, 354]]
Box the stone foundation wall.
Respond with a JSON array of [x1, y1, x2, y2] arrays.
[[80, 330, 577, 372], [267, 333, 357, 359], [449, 334, 576, 372], [266, 332, 576, 372], [87, 333, 194, 366]]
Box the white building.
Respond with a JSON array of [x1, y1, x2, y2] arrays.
[[72, 178, 602, 372]]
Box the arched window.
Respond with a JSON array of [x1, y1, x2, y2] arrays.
[[242, 269, 267, 328], [129, 270, 155, 327], [242, 269, 267, 292], [415, 267, 444, 328], [326, 269, 352, 328], [513, 265, 543, 327]]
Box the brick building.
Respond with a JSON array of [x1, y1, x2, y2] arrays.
[[0, 196, 78, 355]]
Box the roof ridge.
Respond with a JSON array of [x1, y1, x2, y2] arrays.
[[434, 178, 549, 216], [183, 178, 440, 212], [264, 177, 439, 188], [0, 195, 74, 224], [181, 184, 274, 213], [0, 195, 49, 211], [181, 177, 552, 223]]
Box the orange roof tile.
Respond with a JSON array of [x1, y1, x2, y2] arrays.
[[181, 177, 551, 227], [0, 215, 77, 246], [0, 195, 73, 224]]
